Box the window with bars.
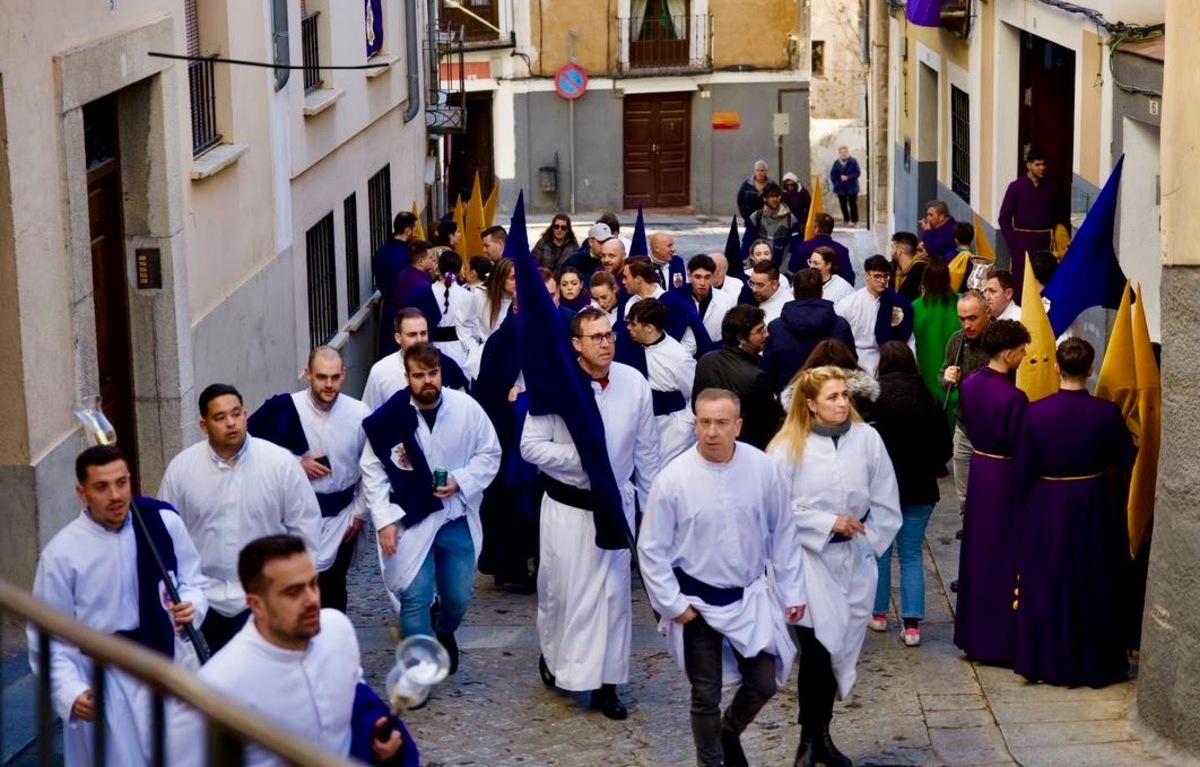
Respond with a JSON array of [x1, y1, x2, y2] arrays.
[[344, 194, 361, 315], [185, 0, 221, 155], [951, 86, 971, 201], [368, 164, 393, 256], [306, 212, 338, 349], [301, 11, 323, 92]]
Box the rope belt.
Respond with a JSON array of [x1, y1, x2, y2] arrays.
[[971, 450, 1011, 460], [1011, 226, 1053, 234], [1038, 473, 1103, 482]]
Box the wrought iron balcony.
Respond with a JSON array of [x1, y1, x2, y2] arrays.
[[617, 13, 711, 75], [426, 24, 466, 134]]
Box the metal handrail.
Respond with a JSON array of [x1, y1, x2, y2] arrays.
[[0, 579, 356, 766]]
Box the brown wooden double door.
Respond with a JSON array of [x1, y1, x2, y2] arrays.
[[623, 93, 691, 209]]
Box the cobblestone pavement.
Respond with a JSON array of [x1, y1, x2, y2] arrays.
[[348, 476, 1182, 766]]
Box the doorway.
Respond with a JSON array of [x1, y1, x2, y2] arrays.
[[623, 93, 691, 209], [1018, 33, 1075, 219], [83, 95, 140, 487], [447, 92, 495, 208]]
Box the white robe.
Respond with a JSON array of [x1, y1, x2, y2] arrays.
[[716, 275, 744, 300], [834, 288, 916, 377], [428, 280, 481, 369], [644, 334, 697, 462], [769, 423, 902, 698], [639, 446, 807, 687], [822, 274, 855, 304], [291, 391, 371, 571], [168, 609, 366, 767], [997, 300, 1022, 322], [29, 509, 208, 767], [363, 351, 407, 411], [694, 288, 737, 345], [627, 286, 699, 357], [520, 362, 663, 691], [757, 286, 790, 326], [158, 437, 321, 617], [465, 294, 513, 379], [360, 388, 502, 594]]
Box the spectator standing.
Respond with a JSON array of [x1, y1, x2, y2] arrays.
[[532, 214, 579, 271], [781, 172, 812, 226], [829, 146, 861, 226], [736, 160, 773, 225]]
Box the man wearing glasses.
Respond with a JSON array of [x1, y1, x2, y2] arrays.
[[833, 254, 916, 377], [521, 307, 663, 721]]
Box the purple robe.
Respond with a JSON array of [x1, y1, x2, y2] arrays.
[[789, 233, 855, 286], [921, 217, 958, 261], [1012, 389, 1135, 688], [376, 266, 432, 357], [953, 366, 1028, 666], [998, 175, 1065, 296]]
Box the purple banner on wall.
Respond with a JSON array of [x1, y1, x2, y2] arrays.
[[366, 0, 384, 57], [906, 0, 943, 27]]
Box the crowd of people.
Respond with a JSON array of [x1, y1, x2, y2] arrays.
[[27, 149, 1135, 767]]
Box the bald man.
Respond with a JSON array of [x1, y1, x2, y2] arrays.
[[247, 347, 371, 612], [710, 253, 744, 301], [648, 232, 687, 290], [600, 237, 629, 289]]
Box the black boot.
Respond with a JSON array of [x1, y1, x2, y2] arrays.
[[817, 727, 854, 767], [538, 654, 556, 688], [792, 728, 817, 767], [720, 718, 749, 767], [589, 683, 628, 720]]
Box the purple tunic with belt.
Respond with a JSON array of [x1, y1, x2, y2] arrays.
[[921, 217, 958, 261], [953, 366, 1028, 666], [1012, 389, 1135, 688], [997, 175, 1064, 296]]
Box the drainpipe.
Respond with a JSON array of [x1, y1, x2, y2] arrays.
[[403, 0, 424, 123]]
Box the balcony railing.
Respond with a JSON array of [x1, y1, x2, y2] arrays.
[[617, 14, 711, 74], [0, 578, 356, 766], [426, 24, 467, 134], [188, 59, 222, 156], [301, 11, 322, 92]]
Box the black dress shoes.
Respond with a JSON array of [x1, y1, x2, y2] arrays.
[[721, 723, 749, 767], [589, 684, 628, 720], [538, 654, 556, 688], [819, 729, 854, 767], [793, 731, 817, 767]]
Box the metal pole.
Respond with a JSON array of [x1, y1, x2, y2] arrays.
[[569, 98, 577, 214]]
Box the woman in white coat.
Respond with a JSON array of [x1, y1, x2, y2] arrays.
[[769, 365, 902, 767]]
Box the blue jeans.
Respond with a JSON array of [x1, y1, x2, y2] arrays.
[[398, 517, 476, 638], [872, 504, 934, 620]]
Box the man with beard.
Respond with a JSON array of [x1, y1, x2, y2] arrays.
[[362, 308, 470, 410], [159, 384, 321, 652], [360, 342, 501, 674], [170, 535, 417, 766], [247, 347, 371, 613]]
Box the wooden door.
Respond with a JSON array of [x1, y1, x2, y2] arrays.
[[84, 96, 140, 487], [623, 93, 691, 209], [1018, 33, 1075, 217], [447, 92, 494, 207]]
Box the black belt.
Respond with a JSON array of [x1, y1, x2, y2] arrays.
[[316, 486, 357, 518], [542, 474, 595, 512], [673, 567, 746, 607], [652, 389, 687, 416], [430, 326, 458, 343], [830, 509, 871, 543]]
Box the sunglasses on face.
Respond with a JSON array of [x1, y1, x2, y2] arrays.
[[552, 224, 568, 230]]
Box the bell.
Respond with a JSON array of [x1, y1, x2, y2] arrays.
[[386, 634, 451, 711]]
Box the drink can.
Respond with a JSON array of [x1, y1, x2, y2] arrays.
[[433, 469, 448, 488]]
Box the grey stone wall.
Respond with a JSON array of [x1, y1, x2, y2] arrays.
[[1137, 264, 1200, 759]]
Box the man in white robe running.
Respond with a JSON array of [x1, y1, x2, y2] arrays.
[[360, 342, 501, 675], [30, 445, 207, 767], [639, 389, 806, 767], [159, 383, 321, 652], [521, 307, 663, 720]]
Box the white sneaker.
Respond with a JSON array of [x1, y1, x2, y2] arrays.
[[868, 614, 887, 632], [903, 627, 922, 647]]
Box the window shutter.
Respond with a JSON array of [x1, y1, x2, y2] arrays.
[[185, 0, 200, 57]]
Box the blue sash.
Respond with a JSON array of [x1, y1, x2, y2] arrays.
[[361, 390, 443, 530], [247, 393, 309, 456], [316, 486, 357, 518], [652, 389, 687, 416], [661, 290, 716, 355], [874, 288, 915, 348], [119, 497, 179, 659]]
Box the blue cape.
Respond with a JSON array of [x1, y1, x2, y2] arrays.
[[361, 390, 443, 530]]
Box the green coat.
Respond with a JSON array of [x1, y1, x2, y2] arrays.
[[913, 295, 960, 427]]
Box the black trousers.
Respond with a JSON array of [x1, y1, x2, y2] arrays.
[[201, 609, 250, 654], [837, 194, 859, 224], [684, 616, 778, 767], [318, 534, 358, 613], [794, 626, 838, 732]]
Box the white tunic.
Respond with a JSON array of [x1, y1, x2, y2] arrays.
[[996, 300, 1022, 322], [627, 286, 699, 357], [639, 446, 807, 686], [292, 391, 371, 570], [428, 280, 481, 368], [716, 275, 744, 300], [158, 437, 321, 617], [822, 274, 855, 304], [644, 335, 697, 462], [757, 286, 790, 326], [465, 295, 513, 379], [29, 508, 207, 767], [693, 288, 737, 345], [363, 351, 407, 411], [360, 388, 502, 593], [834, 288, 915, 377], [520, 362, 663, 691], [168, 609, 366, 767], [770, 424, 902, 698]]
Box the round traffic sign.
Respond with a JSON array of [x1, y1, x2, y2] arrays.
[[554, 64, 589, 100]]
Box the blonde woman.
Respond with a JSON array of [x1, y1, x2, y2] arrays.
[[768, 366, 901, 767]]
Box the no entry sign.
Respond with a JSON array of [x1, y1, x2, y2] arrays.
[[554, 64, 588, 100]]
